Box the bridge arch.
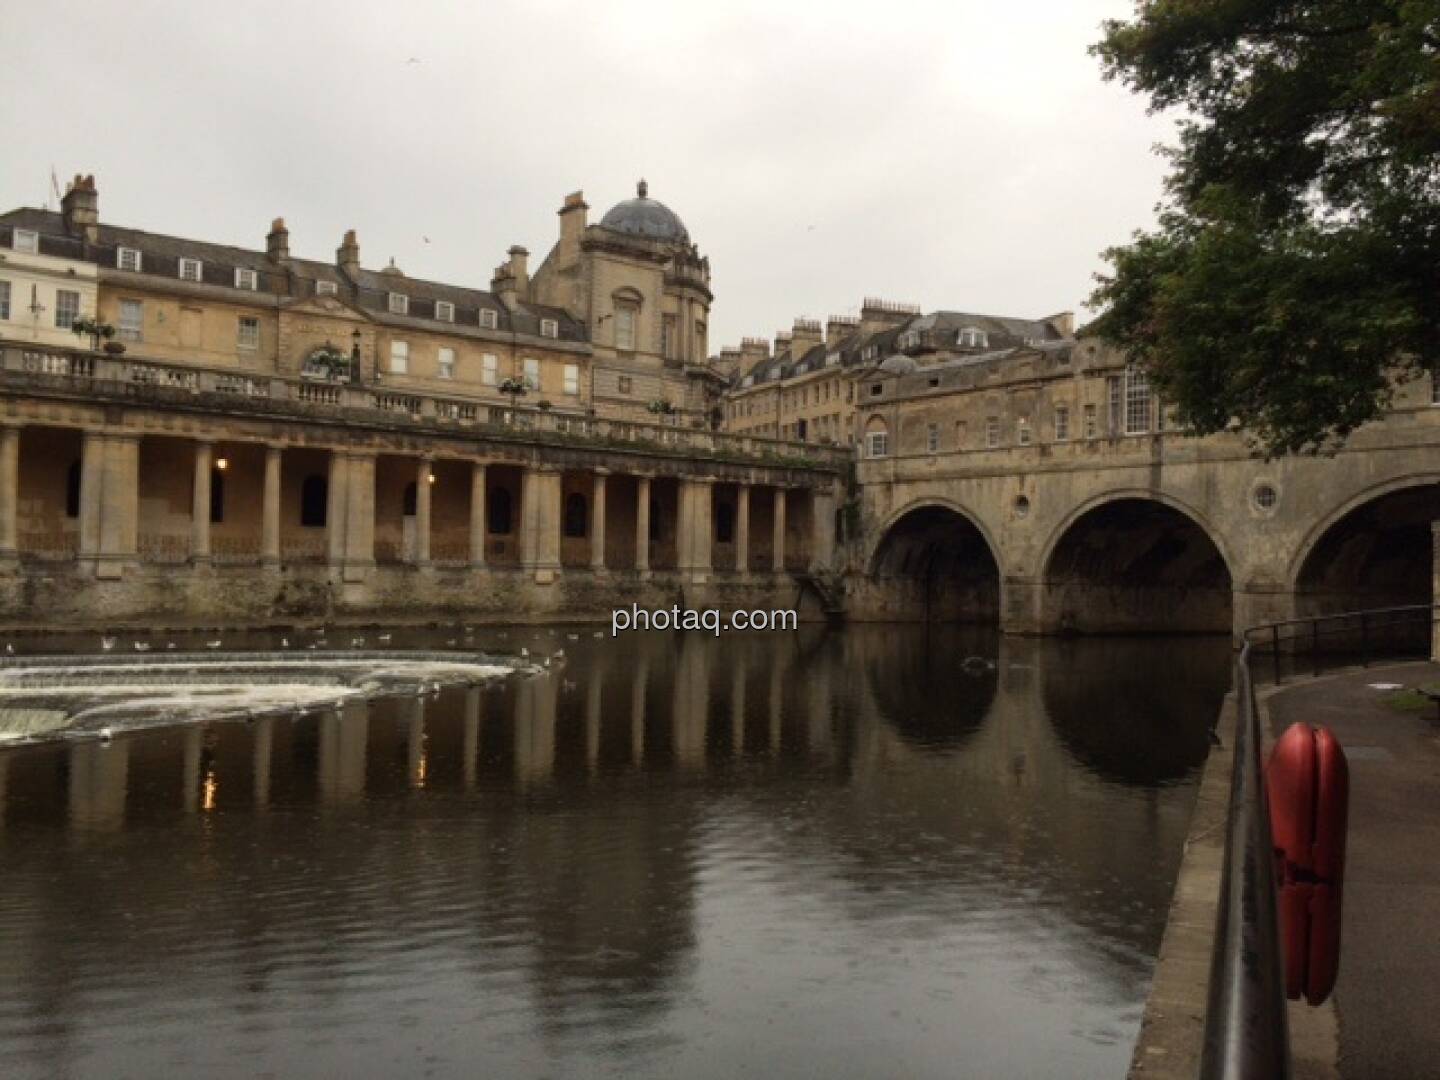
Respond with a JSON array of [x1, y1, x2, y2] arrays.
[[1289, 474, 1440, 616], [865, 499, 1002, 623], [1039, 490, 1235, 635]]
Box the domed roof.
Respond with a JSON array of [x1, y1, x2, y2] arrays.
[[600, 179, 690, 243]]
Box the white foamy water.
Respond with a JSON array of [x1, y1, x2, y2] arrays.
[[0, 651, 529, 742]]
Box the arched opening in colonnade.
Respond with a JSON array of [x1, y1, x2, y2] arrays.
[[867, 505, 1000, 622], [1041, 498, 1232, 635], [1295, 482, 1440, 617]]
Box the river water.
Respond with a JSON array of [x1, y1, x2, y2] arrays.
[[0, 625, 1229, 1079]]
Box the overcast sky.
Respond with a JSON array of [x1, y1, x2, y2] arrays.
[[2, 0, 1174, 349]]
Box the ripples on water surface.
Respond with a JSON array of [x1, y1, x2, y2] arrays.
[[0, 625, 1229, 1079]]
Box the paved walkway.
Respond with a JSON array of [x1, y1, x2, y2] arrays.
[[1265, 662, 1440, 1080]]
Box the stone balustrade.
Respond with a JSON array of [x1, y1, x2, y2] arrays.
[[1, 344, 850, 470]]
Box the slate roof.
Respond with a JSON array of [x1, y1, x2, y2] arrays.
[[0, 207, 586, 344]]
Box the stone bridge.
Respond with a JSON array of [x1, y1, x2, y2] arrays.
[[848, 396, 1440, 639]]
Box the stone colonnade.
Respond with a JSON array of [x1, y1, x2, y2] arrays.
[[0, 423, 838, 585]]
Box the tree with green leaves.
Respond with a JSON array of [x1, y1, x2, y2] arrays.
[[1089, 1, 1440, 455]]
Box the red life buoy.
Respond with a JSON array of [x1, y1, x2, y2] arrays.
[[1266, 722, 1349, 1005]]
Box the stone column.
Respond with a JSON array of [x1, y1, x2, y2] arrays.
[[97, 434, 138, 580], [0, 424, 20, 561], [591, 469, 608, 572], [735, 483, 750, 576], [414, 457, 432, 566], [772, 485, 787, 577], [636, 475, 651, 577], [343, 452, 376, 582], [191, 439, 213, 565], [469, 461, 487, 568], [261, 445, 282, 566], [325, 450, 348, 568], [679, 477, 713, 583], [521, 465, 561, 583], [78, 431, 105, 569]]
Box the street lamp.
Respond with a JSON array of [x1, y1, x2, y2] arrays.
[[350, 328, 363, 385]]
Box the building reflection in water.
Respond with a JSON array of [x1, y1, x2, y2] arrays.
[[0, 625, 1227, 1079]]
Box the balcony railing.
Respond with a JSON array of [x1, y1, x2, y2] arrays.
[[0, 343, 850, 470]]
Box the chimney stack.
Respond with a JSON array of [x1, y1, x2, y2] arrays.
[[557, 191, 588, 267], [337, 229, 360, 278], [267, 217, 290, 262], [740, 337, 770, 369], [826, 315, 859, 348], [790, 317, 823, 355], [859, 297, 920, 336], [60, 174, 99, 244], [507, 245, 529, 299], [491, 262, 518, 311]]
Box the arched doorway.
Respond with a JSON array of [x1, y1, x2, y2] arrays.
[[867, 504, 1000, 622], [1042, 497, 1232, 634]]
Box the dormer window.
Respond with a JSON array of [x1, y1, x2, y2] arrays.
[[315, 280, 338, 296], [117, 246, 142, 272], [435, 300, 454, 322], [540, 318, 558, 338], [235, 267, 258, 290], [388, 292, 408, 315], [12, 229, 38, 253], [479, 308, 498, 329], [179, 257, 202, 282], [957, 328, 988, 348]]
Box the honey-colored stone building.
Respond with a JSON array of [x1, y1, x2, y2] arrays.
[[0, 175, 845, 627]]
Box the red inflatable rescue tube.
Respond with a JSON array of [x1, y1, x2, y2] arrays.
[[1266, 722, 1349, 1006]]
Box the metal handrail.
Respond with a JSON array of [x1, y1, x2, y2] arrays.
[[1199, 639, 1290, 1078], [1201, 604, 1435, 1077]]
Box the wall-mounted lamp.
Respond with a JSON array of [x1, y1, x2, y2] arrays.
[[215, 457, 229, 471]]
